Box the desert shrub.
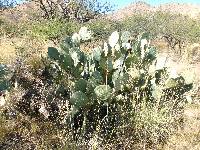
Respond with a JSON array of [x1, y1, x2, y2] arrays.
[[85, 18, 122, 40], [0, 18, 28, 37], [31, 0, 113, 21], [0, 27, 193, 149], [152, 12, 200, 53], [79, 19, 122, 53], [122, 13, 153, 37], [29, 19, 80, 44], [122, 12, 200, 54]]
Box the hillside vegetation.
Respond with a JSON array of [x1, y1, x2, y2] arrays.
[[0, 0, 200, 149]]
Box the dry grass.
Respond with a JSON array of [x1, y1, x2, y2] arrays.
[[152, 39, 169, 52], [149, 40, 200, 149], [164, 104, 200, 150], [0, 37, 56, 64], [162, 46, 200, 149], [0, 38, 16, 64]]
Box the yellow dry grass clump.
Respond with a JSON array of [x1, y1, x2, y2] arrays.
[[164, 104, 200, 150], [0, 37, 54, 64], [0, 38, 16, 64]]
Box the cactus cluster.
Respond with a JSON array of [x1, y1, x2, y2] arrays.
[[45, 27, 193, 138], [48, 28, 191, 103]]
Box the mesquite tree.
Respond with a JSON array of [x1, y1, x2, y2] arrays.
[[32, 0, 113, 22]]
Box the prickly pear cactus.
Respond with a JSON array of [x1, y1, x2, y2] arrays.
[[46, 27, 193, 136]]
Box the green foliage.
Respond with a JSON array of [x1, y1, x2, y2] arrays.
[[70, 91, 89, 108], [122, 12, 200, 53], [153, 12, 200, 48], [94, 85, 112, 101], [30, 19, 80, 42], [0, 65, 12, 91], [122, 13, 152, 36], [85, 19, 122, 40]]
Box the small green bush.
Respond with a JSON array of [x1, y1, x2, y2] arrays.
[[85, 19, 122, 40], [122, 12, 200, 54], [29, 19, 80, 43]]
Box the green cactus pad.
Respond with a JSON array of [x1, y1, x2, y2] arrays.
[[143, 47, 157, 63], [152, 86, 163, 100], [125, 54, 139, 68], [0, 80, 10, 91], [112, 71, 129, 91], [0, 65, 11, 91], [94, 85, 112, 101], [165, 78, 179, 88], [165, 76, 185, 88], [92, 47, 102, 61], [70, 91, 89, 108], [92, 71, 103, 83], [99, 57, 113, 71], [59, 54, 74, 70], [72, 64, 84, 78], [60, 38, 72, 54], [75, 79, 88, 92], [48, 47, 60, 60]]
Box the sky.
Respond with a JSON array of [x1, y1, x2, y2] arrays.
[[106, 0, 200, 10]]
